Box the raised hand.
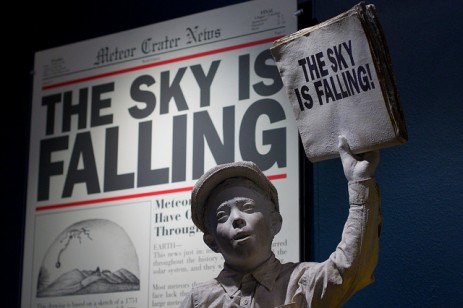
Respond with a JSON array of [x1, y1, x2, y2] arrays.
[[338, 135, 380, 182]]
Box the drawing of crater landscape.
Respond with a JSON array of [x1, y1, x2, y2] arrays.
[[37, 218, 140, 297]]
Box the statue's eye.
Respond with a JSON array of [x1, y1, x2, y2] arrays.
[[216, 211, 229, 223], [242, 202, 255, 213]]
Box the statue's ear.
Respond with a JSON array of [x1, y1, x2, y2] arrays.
[[271, 211, 283, 236], [203, 234, 219, 253]]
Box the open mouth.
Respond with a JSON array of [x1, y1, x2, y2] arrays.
[[233, 231, 251, 241]]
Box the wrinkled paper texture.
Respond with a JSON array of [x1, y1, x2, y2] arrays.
[[272, 10, 403, 162]]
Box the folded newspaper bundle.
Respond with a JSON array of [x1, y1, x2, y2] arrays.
[[271, 2, 407, 162]]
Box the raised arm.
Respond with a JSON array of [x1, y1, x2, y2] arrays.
[[293, 136, 382, 307]]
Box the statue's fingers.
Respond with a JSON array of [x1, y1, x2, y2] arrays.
[[338, 135, 352, 157]]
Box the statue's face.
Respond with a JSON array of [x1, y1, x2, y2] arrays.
[[205, 182, 279, 272]]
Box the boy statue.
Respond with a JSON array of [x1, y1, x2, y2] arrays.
[[180, 136, 381, 307]]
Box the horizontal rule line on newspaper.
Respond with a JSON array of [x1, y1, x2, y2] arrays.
[[35, 173, 286, 212]]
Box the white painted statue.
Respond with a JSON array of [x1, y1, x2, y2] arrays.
[[180, 136, 381, 308]]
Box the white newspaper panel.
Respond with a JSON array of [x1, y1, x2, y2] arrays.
[[23, 1, 298, 307]]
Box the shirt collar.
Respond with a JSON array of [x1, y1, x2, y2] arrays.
[[216, 254, 282, 297]]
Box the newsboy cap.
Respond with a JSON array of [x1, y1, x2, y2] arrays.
[[191, 161, 279, 233]]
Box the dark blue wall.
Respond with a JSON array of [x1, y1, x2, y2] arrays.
[[312, 0, 463, 306]]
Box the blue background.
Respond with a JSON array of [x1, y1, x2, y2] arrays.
[[312, 1, 463, 306], [5, 0, 462, 306]]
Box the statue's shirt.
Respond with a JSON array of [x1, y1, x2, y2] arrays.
[[181, 179, 381, 308]]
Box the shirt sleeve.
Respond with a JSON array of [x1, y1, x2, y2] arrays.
[[179, 290, 195, 308], [292, 178, 381, 307]]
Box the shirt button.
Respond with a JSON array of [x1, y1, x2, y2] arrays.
[[244, 299, 249, 304]]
